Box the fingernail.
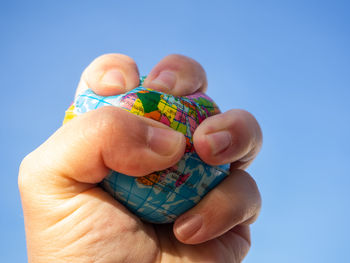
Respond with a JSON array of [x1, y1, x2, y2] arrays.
[[150, 71, 176, 91], [100, 69, 125, 88], [206, 130, 232, 156], [148, 126, 184, 156], [175, 214, 203, 240]]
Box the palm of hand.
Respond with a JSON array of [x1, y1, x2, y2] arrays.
[[28, 185, 244, 263]]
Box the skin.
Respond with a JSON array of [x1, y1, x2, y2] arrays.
[[19, 54, 263, 263]]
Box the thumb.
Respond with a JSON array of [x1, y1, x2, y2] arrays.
[[18, 106, 186, 196]]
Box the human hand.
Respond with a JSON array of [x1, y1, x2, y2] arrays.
[[19, 54, 262, 262]]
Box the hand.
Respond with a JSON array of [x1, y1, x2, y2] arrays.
[[19, 54, 262, 262]]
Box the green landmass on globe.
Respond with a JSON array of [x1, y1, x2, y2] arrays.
[[63, 77, 230, 223]]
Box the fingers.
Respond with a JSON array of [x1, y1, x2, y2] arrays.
[[217, 225, 251, 262], [193, 109, 263, 168], [173, 169, 261, 245], [143, 54, 207, 96], [76, 53, 140, 97], [19, 107, 186, 194], [76, 53, 207, 99]]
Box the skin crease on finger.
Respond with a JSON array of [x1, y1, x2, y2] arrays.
[[19, 53, 262, 263]]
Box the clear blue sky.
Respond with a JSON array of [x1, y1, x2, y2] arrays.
[[1, 1, 349, 262]]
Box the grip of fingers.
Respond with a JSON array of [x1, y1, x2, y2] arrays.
[[64, 82, 230, 223], [174, 169, 261, 245]]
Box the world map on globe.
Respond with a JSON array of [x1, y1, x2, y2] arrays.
[[63, 77, 230, 223]]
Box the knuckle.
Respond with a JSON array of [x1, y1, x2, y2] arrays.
[[18, 152, 36, 193], [85, 107, 150, 167], [228, 109, 254, 122], [165, 53, 189, 61], [229, 109, 262, 136], [161, 54, 207, 92], [78, 107, 127, 147], [97, 53, 137, 68], [227, 109, 262, 148], [235, 170, 259, 191], [227, 109, 251, 127], [222, 170, 262, 224], [235, 169, 262, 209], [208, 196, 247, 227], [91, 107, 124, 135], [163, 54, 203, 70], [85, 54, 138, 79]]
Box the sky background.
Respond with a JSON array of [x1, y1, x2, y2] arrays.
[[1, 0, 349, 262]]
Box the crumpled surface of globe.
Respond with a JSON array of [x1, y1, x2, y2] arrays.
[[64, 78, 230, 223]]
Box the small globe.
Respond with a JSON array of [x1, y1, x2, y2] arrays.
[[64, 79, 229, 223]]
